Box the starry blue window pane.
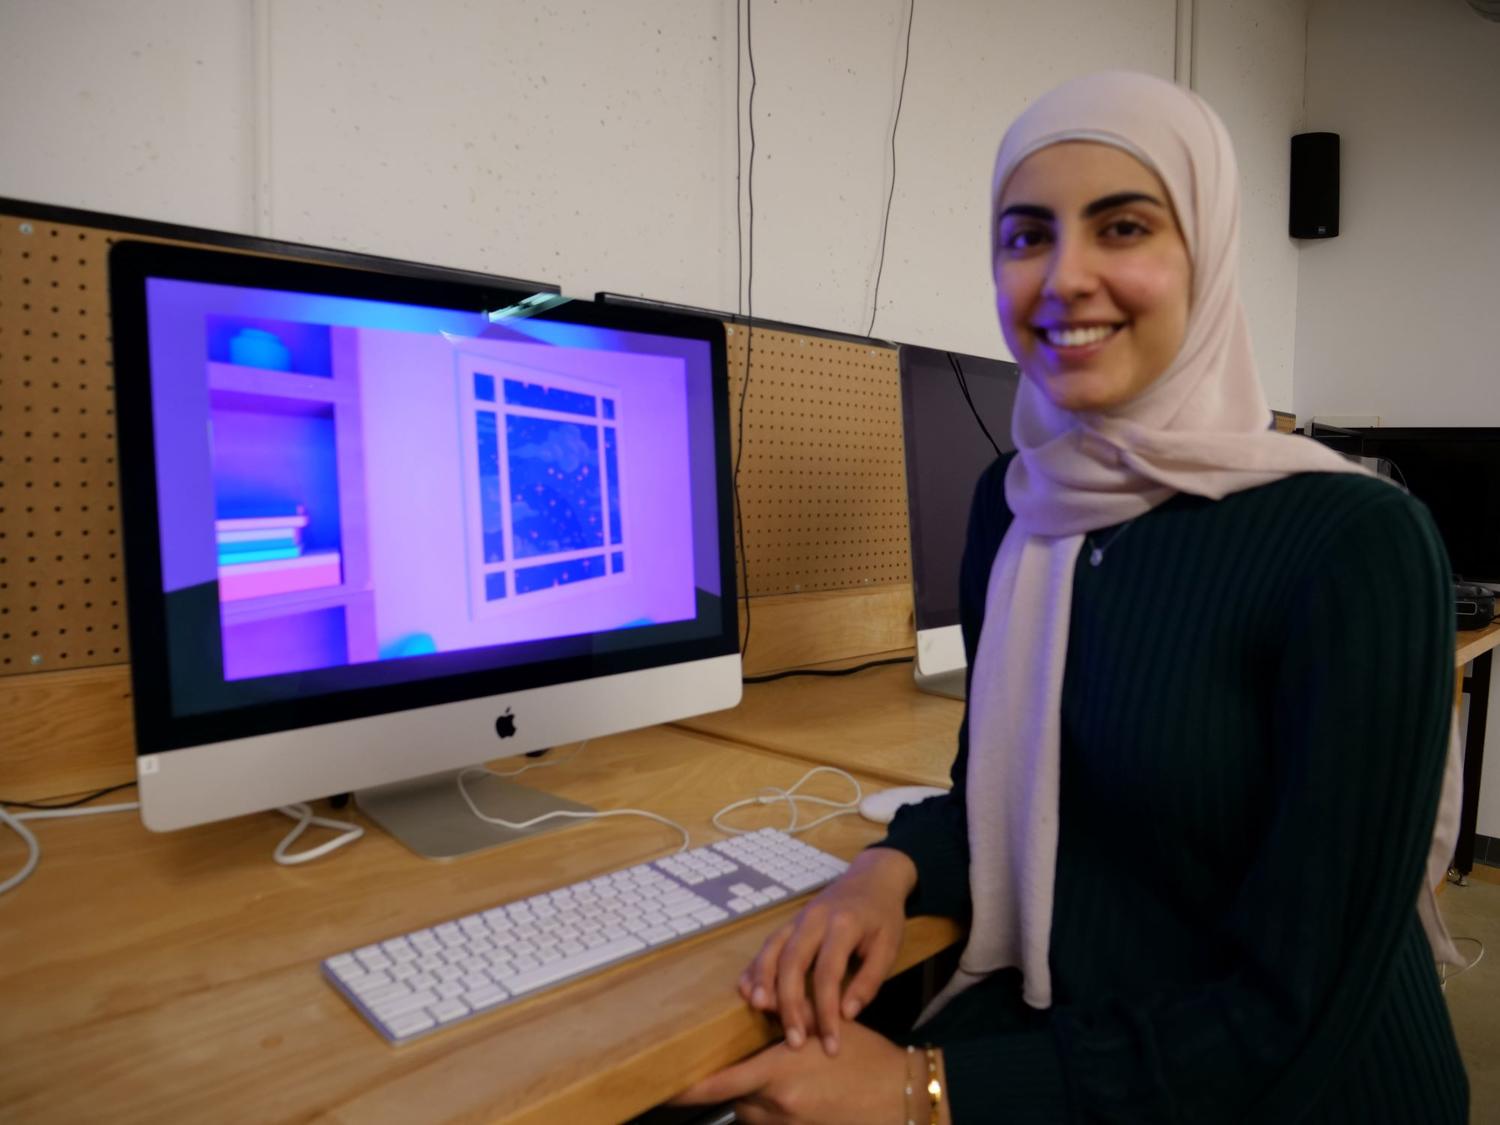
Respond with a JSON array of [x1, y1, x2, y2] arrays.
[[506, 415, 603, 560], [603, 398, 616, 420], [503, 378, 596, 417], [604, 427, 622, 545], [515, 554, 607, 594], [474, 372, 496, 402], [611, 551, 624, 574], [476, 411, 505, 563], [485, 572, 507, 601]]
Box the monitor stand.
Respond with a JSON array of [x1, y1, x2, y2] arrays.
[[913, 665, 967, 701], [356, 768, 595, 861]]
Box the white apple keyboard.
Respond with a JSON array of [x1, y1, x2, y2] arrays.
[[321, 827, 848, 1044]]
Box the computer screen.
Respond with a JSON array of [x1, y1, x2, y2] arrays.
[[1311, 426, 1500, 585], [898, 345, 1019, 693], [110, 241, 740, 835]]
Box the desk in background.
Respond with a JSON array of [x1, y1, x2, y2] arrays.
[[686, 625, 1500, 881], [1455, 621, 1500, 879], [0, 725, 959, 1124]]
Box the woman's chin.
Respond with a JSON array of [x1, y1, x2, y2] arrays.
[[1032, 371, 1134, 415]]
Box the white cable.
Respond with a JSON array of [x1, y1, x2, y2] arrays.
[[484, 741, 588, 779], [1439, 936, 1486, 991], [456, 766, 691, 854], [712, 765, 863, 837], [0, 800, 142, 898], [0, 807, 42, 897], [273, 803, 366, 866]]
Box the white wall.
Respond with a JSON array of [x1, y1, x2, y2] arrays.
[[1193, 0, 1310, 413], [1, 0, 1307, 389], [1297, 0, 1500, 839], [1296, 0, 1500, 426], [0, 0, 256, 232]]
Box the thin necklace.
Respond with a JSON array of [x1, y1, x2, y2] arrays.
[[1086, 518, 1138, 567]]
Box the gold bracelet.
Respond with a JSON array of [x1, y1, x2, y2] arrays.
[[904, 1044, 921, 1125], [924, 1046, 943, 1125]]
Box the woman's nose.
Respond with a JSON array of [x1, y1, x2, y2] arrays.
[[1042, 233, 1100, 302]]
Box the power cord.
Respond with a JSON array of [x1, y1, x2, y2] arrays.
[[0, 781, 138, 809], [866, 0, 915, 338], [948, 351, 1004, 461], [272, 803, 365, 866], [0, 800, 141, 897], [734, 0, 759, 664], [1438, 936, 1485, 992], [711, 766, 863, 837], [744, 654, 913, 684], [456, 765, 692, 854], [1, 783, 364, 892]]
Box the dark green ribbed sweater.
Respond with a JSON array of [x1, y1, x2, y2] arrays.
[[880, 453, 1467, 1123]]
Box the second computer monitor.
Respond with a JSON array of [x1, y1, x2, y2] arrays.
[[898, 345, 1019, 699]]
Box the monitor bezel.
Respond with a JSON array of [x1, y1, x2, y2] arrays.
[[110, 240, 738, 760]]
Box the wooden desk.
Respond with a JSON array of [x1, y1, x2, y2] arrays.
[[0, 726, 959, 1124], [677, 661, 962, 791], [1455, 621, 1500, 878]]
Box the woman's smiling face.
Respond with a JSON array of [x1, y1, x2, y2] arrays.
[[993, 141, 1192, 414]]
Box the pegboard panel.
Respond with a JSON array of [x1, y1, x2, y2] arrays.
[[725, 324, 911, 596], [0, 216, 128, 677]]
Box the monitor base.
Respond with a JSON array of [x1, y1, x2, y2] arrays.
[[356, 767, 595, 861], [913, 666, 966, 701]]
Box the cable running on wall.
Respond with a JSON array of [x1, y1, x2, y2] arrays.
[[734, 0, 759, 662], [866, 0, 915, 338]]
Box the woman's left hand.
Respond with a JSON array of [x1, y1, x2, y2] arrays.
[[669, 1019, 911, 1124]]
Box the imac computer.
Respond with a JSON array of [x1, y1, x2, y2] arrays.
[[109, 241, 740, 857], [898, 344, 1019, 699]]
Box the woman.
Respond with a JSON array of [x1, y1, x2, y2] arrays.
[[676, 71, 1467, 1122]]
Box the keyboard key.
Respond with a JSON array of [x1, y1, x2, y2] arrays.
[[385, 1011, 436, 1039], [497, 936, 647, 995]]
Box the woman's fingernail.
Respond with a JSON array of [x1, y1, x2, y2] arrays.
[[842, 998, 859, 1019], [786, 1026, 804, 1049], [753, 986, 769, 1008], [824, 1035, 839, 1056]]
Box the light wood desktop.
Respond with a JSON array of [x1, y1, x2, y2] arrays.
[[676, 657, 962, 790], [681, 627, 1500, 880], [0, 725, 960, 1125]]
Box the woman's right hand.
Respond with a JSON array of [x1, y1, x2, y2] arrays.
[[737, 846, 918, 1058]]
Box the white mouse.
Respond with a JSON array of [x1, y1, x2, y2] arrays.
[[857, 785, 948, 825]]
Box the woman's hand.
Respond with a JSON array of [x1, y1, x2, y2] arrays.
[[738, 846, 917, 1055], [670, 1019, 915, 1124]]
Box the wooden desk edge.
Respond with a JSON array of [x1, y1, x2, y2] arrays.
[[1455, 621, 1500, 668], [508, 914, 963, 1125]]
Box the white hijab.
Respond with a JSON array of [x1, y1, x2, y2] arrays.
[[924, 71, 1462, 1018]]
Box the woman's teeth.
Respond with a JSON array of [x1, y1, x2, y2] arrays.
[[1042, 324, 1119, 347]]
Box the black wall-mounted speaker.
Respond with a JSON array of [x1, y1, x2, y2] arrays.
[[1290, 132, 1340, 239]]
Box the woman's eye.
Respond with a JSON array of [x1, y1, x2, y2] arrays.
[[1001, 227, 1050, 252], [1102, 218, 1149, 239]]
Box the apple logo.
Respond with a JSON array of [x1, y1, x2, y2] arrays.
[[495, 708, 517, 739]]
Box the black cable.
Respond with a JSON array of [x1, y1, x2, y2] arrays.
[[866, 0, 915, 339], [736, 0, 743, 321], [734, 0, 758, 662], [948, 352, 1003, 460], [1, 781, 138, 810], [744, 655, 914, 685]]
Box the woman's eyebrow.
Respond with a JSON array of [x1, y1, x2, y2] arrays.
[[997, 191, 1167, 224], [1081, 190, 1165, 217]]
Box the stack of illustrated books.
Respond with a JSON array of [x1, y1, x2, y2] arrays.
[[216, 507, 341, 601]]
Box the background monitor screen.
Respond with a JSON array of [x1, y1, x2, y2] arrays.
[[1311, 426, 1500, 585], [110, 242, 740, 831], [899, 345, 1020, 635]]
